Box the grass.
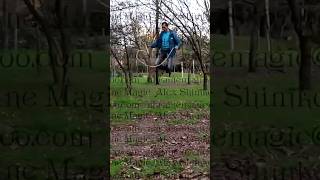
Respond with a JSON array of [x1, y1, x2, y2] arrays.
[[110, 157, 183, 179], [214, 34, 297, 51], [0, 49, 108, 179], [4, 34, 318, 178], [184, 151, 209, 174], [110, 73, 210, 178], [111, 73, 210, 125], [110, 159, 125, 177], [212, 35, 320, 172]]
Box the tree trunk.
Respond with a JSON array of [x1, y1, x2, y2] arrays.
[[248, 3, 260, 73], [155, 0, 160, 34], [194, 51, 207, 90], [156, 67, 159, 84], [187, 68, 191, 85], [192, 59, 195, 78], [286, 0, 311, 90], [228, 0, 235, 51], [2, 0, 9, 49], [124, 73, 132, 95], [299, 36, 311, 90], [154, 0, 160, 84], [36, 26, 41, 75], [181, 62, 184, 78], [83, 0, 89, 48], [124, 43, 133, 93], [13, 0, 18, 50], [55, 0, 70, 99], [23, 0, 59, 84], [14, 15, 18, 50], [147, 67, 153, 82], [129, 65, 133, 90], [265, 0, 271, 52], [203, 73, 208, 90]]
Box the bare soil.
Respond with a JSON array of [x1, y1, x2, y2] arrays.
[[111, 109, 210, 179]]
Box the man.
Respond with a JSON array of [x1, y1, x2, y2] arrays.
[[150, 22, 181, 76]]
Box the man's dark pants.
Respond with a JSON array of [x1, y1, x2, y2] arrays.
[[155, 48, 174, 72]]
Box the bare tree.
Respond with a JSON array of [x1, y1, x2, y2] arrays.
[[111, 46, 133, 95], [132, 12, 157, 83], [154, 0, 161, 84], [286, 0, 320, 90], [111, 0, 164, 85], [228, 0, 235, 51], [13, 0, 18, 50], [248, 0, 264, 72], [111, 9, 136, 94], [22, 0, 71, 98], [265, 0, 271, 52], [144, 0, 210, 89], [2, 0, 9, 49], [180, 38, 194, 84]]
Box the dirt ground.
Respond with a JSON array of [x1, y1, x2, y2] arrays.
[[111, 109, 210, 179]]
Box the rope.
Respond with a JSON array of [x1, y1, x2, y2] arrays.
[[135, 48, 174, 68]]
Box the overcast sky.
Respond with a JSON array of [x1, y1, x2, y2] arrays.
[[111, 0, 206, 14], [111, 0, 209, 35]]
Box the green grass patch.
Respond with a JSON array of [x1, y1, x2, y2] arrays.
[[111, 73, 210, 125], [111, 157, 183, 178], [0, 49, 108, 178], [184, 151, 209, 173]]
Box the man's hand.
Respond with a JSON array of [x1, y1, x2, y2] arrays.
[[175, 46, 179, 50]]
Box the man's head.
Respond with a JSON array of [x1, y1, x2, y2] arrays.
[[161, 22, 169, 31]]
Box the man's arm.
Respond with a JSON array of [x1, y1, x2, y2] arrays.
[[150, 39, 159, 48], [150, 33, 161, 48], [173, 32, 181, 49]]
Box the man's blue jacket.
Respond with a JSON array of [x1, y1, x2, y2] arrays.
[[151, 30, 181, 58]]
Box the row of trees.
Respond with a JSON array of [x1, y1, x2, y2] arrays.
[[1, 0, 107, 98], [216, 0, 320, 90], [0, 0, 106, 49]]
